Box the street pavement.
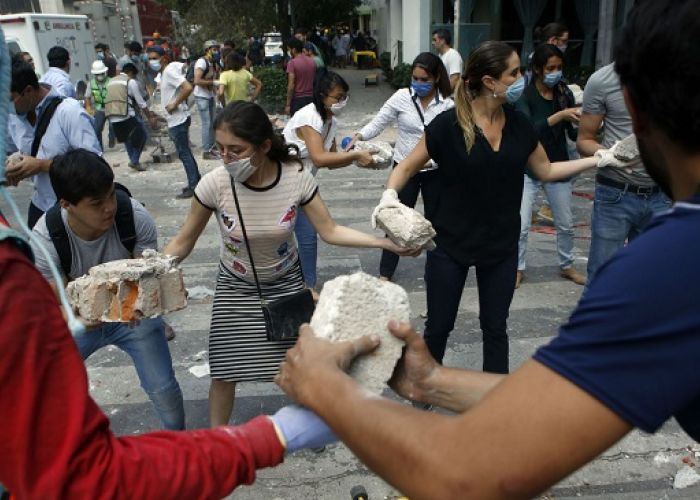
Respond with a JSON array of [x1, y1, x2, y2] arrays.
[[3, 68, 699, 499]]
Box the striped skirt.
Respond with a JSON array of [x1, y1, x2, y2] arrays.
[[209, 261, 305, 382]]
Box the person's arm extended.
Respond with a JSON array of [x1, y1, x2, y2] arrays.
[[528, 142, 597, 183], [302, 194, 417, 256], [276, 328, 632, 499], [355, 93, 401, 143], [285, 71, 295, 115], [162, 197, 213, 262], [217, 81, 226, 106], [297, 125, 374, 168], [386, 135, 431, 193], [194, 65, 213, 89], [577, 112, 605, 157]]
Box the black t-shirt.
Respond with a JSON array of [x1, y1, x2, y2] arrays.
[[425, 106, 538, 265]]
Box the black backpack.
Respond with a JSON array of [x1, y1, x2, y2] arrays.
[[45, 182, 136, 277], [185, 57, 210, 84]]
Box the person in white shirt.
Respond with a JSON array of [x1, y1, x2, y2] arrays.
[[432, 28, 463, 92], [39, 46, 75, 98], [347, 52, 454, 281], [194, 40, 221, 159], [148, 46, 201, 199]]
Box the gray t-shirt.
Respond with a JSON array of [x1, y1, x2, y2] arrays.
[[582, 63, 654, 187], [31, 199, 157, 282]]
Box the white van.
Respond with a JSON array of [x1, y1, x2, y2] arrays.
[[1, 13, 94, 88]]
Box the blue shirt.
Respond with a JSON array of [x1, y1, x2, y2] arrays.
[[534, 196, 700, 441], [7, 85, 101, 211], [39, 67, 76, 98]]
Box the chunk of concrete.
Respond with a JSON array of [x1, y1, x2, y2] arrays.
[[67, 251, 187, 322], [310, 272, 410, 394], [674, 465, 700, 489], [612, 134, 640, 162], [375, 205, 436, 250], [353, 140, 393, 170], [568, 84, 584, 105]]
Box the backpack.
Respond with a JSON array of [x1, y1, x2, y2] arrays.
[[185, 57, 210, 84], [104, 74, 131, 118], [45, 183, 136, 278]]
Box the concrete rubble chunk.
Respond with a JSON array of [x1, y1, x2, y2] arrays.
[[67, 250, 187, 322], [310, 272, 410, 394], [673, 465, 700, 489], [568, 84, 584, 105], [353, 140, 393, 170], [612, 134, 640, 162], [376, 205, 437, 251]]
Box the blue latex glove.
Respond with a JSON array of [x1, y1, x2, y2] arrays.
[[270, 405, 337, 453]]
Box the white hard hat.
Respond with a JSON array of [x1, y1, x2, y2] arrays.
[[91, 60, 108, 75]]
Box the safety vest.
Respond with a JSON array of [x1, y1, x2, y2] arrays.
[[104, 73, 130, 118], [90, 77, 109, 110]]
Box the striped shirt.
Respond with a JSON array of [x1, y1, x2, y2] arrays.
[[359, 88, 454, 165], [194, 162, 318, 282]]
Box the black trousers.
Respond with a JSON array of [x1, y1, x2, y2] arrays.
[[290, 96, 314, 116], [379, 167, 440, 279], [423, 247, 517, 374], [27, 201, 44, 229]]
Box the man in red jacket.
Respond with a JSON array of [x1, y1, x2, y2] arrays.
[[0, 212, 334, 499]]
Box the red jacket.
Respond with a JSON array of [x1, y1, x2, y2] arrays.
[[0, 241, 285, 499]]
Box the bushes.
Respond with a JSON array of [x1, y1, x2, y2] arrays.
[[379, 51, 392, 80], [253, 66, 287, 114], [390, 63, 412, 89], [564, 66, 595, 87]]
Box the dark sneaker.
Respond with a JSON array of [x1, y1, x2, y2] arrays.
[[176, 187, 195, 199], [202, 149, 221, 160], [128, 162, 147, 172]]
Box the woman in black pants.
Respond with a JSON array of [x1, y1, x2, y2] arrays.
[[372, 41, 598, 373]]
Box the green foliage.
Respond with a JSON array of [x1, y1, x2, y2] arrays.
[[291, 0, 362, 27], [564, 66, 595, 87], [390, 63, 412, 89], [254, 66, 287, 114], [379, 51, 392, 80]]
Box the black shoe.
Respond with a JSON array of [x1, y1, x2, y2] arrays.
[[128, 162, 147, 172], [176, 187, 195, 199], [108, 137, 116, 148]]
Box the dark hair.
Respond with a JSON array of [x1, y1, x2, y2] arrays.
[[534, 22, 568, 43], [50, 149, 114, 204], [128, 41, 143, 54], [47, 46, 70, 68], [456, 40, 516, 151], [529, 43, 564, 80], [313, 70, 349, 121], [294, 27, 308, 37], [223, 39, 235, 48], [147, 45, 164, 56], [432, 28, 452, 46], [121, 62, 138, 75], [616, 0, 700, 153], [95, 43, 106, 51], [412, 52, 451, 98], [287, 38, 304, 53], [11, 61, 39, 93], [224, 52, 244, 71], [213, 101, 301, 165]]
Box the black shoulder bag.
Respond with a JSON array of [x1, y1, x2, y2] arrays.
[[230, 177, 315, 341]]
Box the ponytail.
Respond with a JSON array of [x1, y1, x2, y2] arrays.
[[454, 77, 477, 152]]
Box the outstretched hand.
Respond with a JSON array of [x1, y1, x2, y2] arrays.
[[388, 321, 439, 403]]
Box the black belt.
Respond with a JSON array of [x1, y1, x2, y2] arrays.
[[596, 174, 660, 195]]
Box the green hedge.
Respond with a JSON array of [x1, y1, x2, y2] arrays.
[[253, 66, 287, 114], [390, 63, 412, 89], [379, 51, 392, 80]]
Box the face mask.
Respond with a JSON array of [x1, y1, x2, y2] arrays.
[[497, 76, 525, 104], [411, 80, 433, 97], [96, 74, 106, 82], [559, 44, 568, 53], [96, 52, 105, 60], [225, 155, 258, 182], [543, 70, 562, 88], [149, 60, 161, 72]]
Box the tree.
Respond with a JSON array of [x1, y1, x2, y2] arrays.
[[291, 0, 361, 29]]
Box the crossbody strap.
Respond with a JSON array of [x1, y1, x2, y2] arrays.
[[411, 93, 425, 126], [230, 176, 266, 305]]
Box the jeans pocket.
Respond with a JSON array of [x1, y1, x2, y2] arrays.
[[595, 184, 623, 205]]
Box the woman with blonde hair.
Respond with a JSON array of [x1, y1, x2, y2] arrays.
[[372, 41, 598, 375]]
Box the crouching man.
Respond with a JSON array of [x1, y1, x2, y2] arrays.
[[29, 148, 184, 430]]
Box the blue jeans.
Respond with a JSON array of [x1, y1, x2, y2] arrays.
[[587, 182, 671, 285], [424, 247, 517, 373], [294, 210, 317, 287], [518, 175, 574, 271], [168, 117, 201, 189], [125, 116, 148, 165], [195, 96, 215, 151], [74, 317, 185, 430], [93, 109, 115, 151]]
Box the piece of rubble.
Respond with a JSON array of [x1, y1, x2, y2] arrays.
[[353, 140, 393, 170], [310, 272, 410, 394], [568, 84, 584, 105], [612, 134, 640, 162], [376, 205, 436, 250], [67, 250, 187, 322], [7, 152, 23, 166], [673, 465, 700, 489]]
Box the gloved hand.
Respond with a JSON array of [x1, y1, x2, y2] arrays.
[[371, 188, 402, 229], [594, 143, 640, 169], [270, 405, 337, 453]]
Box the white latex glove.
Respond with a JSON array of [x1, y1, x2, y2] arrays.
[[595, 143, 640, 169], [270, 405, 337, 453], [371, 188, 402, 229]]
